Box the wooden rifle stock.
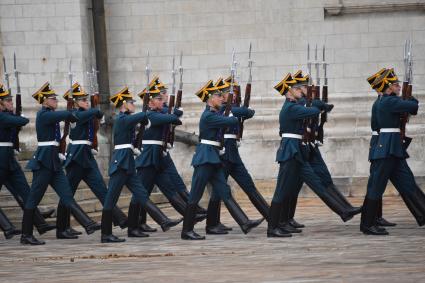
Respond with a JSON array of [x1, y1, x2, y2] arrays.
[[134, 95, 150, 150], [13, 91, 22, 152], [400, 81, 412, 140], [317, 85, 328, 144], [90, 93, 100, 151], [302, 85, 313, 143], [238, 83, 251, 140], [169, 89, 182, 146], [220, 91, 233, 147], [59, 98, 73, 155]]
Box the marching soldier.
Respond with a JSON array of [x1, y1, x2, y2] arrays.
[[366, 69, 396, 227], [271, 73, 357, 238], [21, 82, 100, 245], [283, 71, 361, 231], [0, 83, 56, 240], [55, 83, 128, 240], [206, 77, 267, 235], [128, 83, 190, 238], [135, 78, 206, 234], [181, 81, 262, 240], [101, 88, 181, 243], [361, 69, 424, 235]]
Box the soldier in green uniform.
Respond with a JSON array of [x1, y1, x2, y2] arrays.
[[206, 77, 266, 235], [181, 81, 262, 240], [0, 83, 56, 240], [366, 69, 396, 227], [101, 88, 181, 243], [361, 69, 424, 235], [22, 83, 99, 245], [55, 83, 128, 239]]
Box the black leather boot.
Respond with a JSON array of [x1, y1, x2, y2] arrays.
[[112, 206, 128, 229], [127, 202, 149, 238], [360, 198, 389, 235], [144, 200, 182, 232], [247, 189, 270, 221], [169, 193, 207, 223], [0, 208, 21, 239], [181, 204, 205, 240], [286, 195, 305, 229], [279, 197, 302, 233], [138, 207, 157, 232], [267, 201, 292, 238], [400, 190, 425, 227], [69, 202, 100, 235], [40, 208, 55, 219], [20, 209, 45, 245], [317, 188, 359, 222], [206, 199, 228, 235], [13, 194, 55, 235], [376, 198, 397, 227], [56, 204, 78, 239], [223, 196, 264, 234], [178, 190, 207, 216], [328, 184, 362, 215], [101, 209, 125, 243]]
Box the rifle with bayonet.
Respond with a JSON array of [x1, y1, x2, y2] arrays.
[[163, 55, 176, 151], [12, 53, 22, 152], [221, 49, 236, 148], [59, 58, 74, 159], [238, 43, 253, 140], [303, 44, 314, 143], [169, 51, 183, 147], [317, 45, 328, 144], [310, 44, 321, 142], [400, 39, 413, 143], [134, 51, 151, 151], [88, 66, 100, 152]]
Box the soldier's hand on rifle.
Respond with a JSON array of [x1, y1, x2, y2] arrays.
[[172, 119, 183, 126], [96, 110, 104, 119], [173, 108, 183, 117], [68, 113, 79, 123]]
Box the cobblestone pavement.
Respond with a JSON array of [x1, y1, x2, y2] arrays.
[[1, 197, 424, 283]]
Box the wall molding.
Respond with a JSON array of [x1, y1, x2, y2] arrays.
[[324, 1, 425, 17]]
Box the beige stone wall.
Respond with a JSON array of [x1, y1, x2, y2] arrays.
[[0, 0, 424, 187]]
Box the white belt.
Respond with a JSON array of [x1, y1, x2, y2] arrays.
[[37, 141, 59, 146], [114, 144, 134, 150], [0, 142, 13, 147], [142, 140, 164, 146], [281, 133, 302, 140], [200, 139, 221, 147], [224, 134, 238, 139], [380, 128, 400, 133], [69, 139, 92, 146], [372, 131, 379, 136]]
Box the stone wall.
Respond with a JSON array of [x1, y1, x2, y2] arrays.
[[0, 0, 424, 197]]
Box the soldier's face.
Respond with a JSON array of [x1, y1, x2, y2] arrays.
[[45, 97, 58, 109], [76, 98, 89, 110], [301, 86, 307, 95], [209, 93, 223, 109], [125, 101, 135, 113], [291, 87, 303, 99], [390, 83, 401, 95], [161, 92, 168, 103], [149, 97, 164, 110], [222, 91, 229, 102], [0, 98, 14, 111]]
